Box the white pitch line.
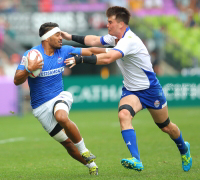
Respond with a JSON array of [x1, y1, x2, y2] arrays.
[[0, 137, 26, 144]]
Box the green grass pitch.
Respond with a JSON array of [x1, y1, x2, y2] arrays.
[[0, 107, 199, 180]]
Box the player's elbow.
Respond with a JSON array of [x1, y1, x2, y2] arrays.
[[103, 60, 111, 65], [90, 40, 99, 47], [14, 79, 20, 86], [14, 78, 23, 86], [86, 48, 95, 56], [103, 57, 113, 65]]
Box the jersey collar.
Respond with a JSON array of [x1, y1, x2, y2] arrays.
[[122, 26, 130, 38]]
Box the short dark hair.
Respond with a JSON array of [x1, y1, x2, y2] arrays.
[[106, 6, 131, 25], [39, 22, 59, 37]]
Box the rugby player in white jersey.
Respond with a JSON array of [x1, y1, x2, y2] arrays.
[[14, 22, 106, 175], [64, 6, 192, 172]]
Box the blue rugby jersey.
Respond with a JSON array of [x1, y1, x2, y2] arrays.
[[17, 44, 81, 109]]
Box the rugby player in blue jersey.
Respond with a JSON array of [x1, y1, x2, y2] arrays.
[[64, 6, 192, 172], [14, 22, 105, 175]]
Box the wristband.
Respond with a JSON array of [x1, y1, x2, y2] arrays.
[[74, 55, 83, 64], [72, 35, 85, 45], [82, 54, 97, 64], [25, 67, 31, 73], [70, 53, 97, 65]]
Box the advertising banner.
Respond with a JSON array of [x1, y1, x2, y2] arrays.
[[63, 76, 123, 110], [161, 76, 200, 107], [0, 77, 18, 116], [63, 75, 200, 110]]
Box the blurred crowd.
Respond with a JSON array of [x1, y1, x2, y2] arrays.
[[175, 0, 199, 27], [0, 50, 20, 77], [0, 0, 200, 78], [0, 0, 199, 12]]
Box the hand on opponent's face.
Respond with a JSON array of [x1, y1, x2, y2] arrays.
[[61, 31, 72, 41]]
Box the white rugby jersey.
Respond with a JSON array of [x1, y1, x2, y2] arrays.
[[100, 27, 159, 91]]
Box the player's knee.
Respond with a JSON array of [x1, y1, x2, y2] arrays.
[[118, 109, 131, 122], [156, 117, 171, 133], [53, 100, 70, 125], [118, 104, 135, 121], [161, 125, 171, 133], [162, 122, 178, 136], [55, 111, 69, 125]]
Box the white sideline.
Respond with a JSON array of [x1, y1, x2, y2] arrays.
[[0, 137, 26, 144]]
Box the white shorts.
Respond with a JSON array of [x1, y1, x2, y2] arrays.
[[32, 91, 73, 134]]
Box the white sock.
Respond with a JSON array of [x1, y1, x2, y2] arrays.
[[74, 138, 88, 154], [85, 162, 97, 168]]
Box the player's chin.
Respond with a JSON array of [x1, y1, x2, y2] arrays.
[[108, 31, 113, 36], [55, 45, 62, 49]]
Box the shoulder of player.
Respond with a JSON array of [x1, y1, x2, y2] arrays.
[[104, 34, 117, 38], [60, 45, 79, 51], [103, 34, 118, 42], [117, 36, 135, 45], [23, 45, 42, 56], [120, 33, 140, 44]]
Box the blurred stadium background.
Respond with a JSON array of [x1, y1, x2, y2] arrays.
[[0, 0, 200, 179], [0, 0, 200, 115]]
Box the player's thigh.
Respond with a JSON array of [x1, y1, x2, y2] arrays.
[[53, 91, 73, 121], [148, 106, 169, 123], [33, 103, 57, 133], [54, 91, 73, 114], [119, 94, 142, 113]]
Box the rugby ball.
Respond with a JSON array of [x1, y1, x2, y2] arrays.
[[25, 49, 43, 78]]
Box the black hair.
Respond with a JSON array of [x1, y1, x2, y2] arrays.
[[39, 22, 59, 37], [106, 6, 131, 25]]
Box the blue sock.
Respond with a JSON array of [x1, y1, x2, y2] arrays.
[[121, 129, 140, 161], [172, 132, 188, 155]]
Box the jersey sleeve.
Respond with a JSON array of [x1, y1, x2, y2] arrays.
[[113, 38, 136, 57], [70, 46, 81, 55], [17, 51, 29, 71], [62, 45, 81, 59], [100, 34, 117, 46]]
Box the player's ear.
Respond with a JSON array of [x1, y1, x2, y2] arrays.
[[119, 21, 124, 28], [45, 37, 50, 42]]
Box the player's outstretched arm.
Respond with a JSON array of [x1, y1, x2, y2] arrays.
[[95, 50, 122, 65], [84, 35, 103, 47], [61, 31, 103, 47], [81, 47, 106, 56], [65, 50, 122, 68]]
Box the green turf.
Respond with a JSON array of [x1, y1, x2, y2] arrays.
[[0, 107, 199, 180]]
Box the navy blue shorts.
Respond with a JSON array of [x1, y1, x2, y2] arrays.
[[121, 84, 167, 109]]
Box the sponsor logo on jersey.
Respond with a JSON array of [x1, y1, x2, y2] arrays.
[[57, 57, 63, 64], [154, 100, 160, 108], [38, 67, 64, 77]]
